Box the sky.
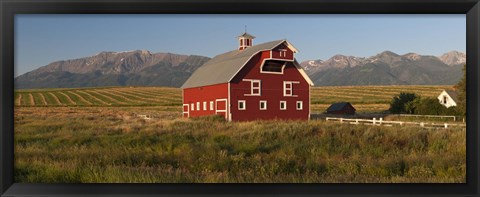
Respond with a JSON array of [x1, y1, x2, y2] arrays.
[[15, 14, 465, 77]]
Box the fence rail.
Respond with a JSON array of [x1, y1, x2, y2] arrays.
[[325, 117, 466, 129], [395, 114, 461, 121]]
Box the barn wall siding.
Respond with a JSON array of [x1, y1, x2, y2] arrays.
[[183, 83, 229, 118], [230, 51, 310, 121]]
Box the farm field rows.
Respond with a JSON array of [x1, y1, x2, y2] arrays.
[[15, 85, 453, 113]]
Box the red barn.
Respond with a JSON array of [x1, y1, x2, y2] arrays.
[[181, 32, 314, 121]]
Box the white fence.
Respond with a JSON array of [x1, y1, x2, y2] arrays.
[[395, 114, 462, 122], [325, 117, 466, 129]]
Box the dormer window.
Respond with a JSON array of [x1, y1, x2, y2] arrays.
[[261, 60, 286, 74]]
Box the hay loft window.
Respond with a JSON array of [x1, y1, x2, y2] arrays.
[[261, 60, 286, 74], [238, 100, 246, 110]]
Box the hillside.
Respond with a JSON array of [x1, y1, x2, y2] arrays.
[[15, 50, 210, 89]]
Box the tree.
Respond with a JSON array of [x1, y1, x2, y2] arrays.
[[414, 98, 447, 115], [389, 92, 418, 114], [454, 64, 466, 116]]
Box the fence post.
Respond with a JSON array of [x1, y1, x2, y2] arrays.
[[444, 123, 448, 129], [420, 122, 424, 127], [373, 118, 376, 125], [340, 118, 343, 123], [379, 118, 383, 125]]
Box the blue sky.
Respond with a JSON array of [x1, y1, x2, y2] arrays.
[[15, 14, 465, 77]]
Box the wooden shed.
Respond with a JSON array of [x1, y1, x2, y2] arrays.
[[326, 102, 356, 115]]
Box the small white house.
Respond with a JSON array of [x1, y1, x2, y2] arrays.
[[437, 90, 458, 108]]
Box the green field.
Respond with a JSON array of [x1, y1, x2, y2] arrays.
[[14, 85, 465, 183]]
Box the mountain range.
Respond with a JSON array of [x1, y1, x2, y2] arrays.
[[15, 50, 465, 89], [300, 50, 465, 86], [15, 50, 210, 89]]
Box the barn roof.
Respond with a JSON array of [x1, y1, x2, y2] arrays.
[[181, 40, 313, 89], [444, 90, 459, 102], [326, 102, 356, 112]]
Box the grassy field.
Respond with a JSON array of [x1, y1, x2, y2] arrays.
[[14, 85, 465, 183]]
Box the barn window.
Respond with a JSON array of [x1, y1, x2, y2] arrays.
[[242, 79, 261, 96], [260, 100, 267, 110], [203, 101, 207, 110], [197, 102, 200, 111], [296, 101, 303, 110], [238, 100, 246, 110], [210, 101, 214, 110], [280, 101, 287, 110], [251, 80, 261, 95], [279, 49, 287, 57], [261, 60, 285, 73], [191, 103, 194, 111], [283, 81, 299, 97]]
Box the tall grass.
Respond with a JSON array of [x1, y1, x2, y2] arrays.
[[14, 107, 465, 183]]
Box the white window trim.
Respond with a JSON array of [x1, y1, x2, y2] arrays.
[[210, 101, 214, 110], [280, 101, 287, 110], [279, 49, 287, 57], [203, 101, 207, 110], [196, 102, 200, 111], [296, 101, 303, 110], [191, 103, 194, 111], [242, 79, 261, 96], [260, 59, 288, 74], [283, 81, 299, 97], [260, 100, 267, 110], [238, 100, 246, 110]]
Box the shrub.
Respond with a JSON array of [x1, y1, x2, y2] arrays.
[[414, 98, 459, 115], [389, 93, 418, 114]]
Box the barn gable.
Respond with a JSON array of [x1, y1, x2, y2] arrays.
[[438, 90, 458, 108], [181, 40, 312, 89]]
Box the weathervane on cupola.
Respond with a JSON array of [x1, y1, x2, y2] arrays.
[[237, 26, 255, 51]]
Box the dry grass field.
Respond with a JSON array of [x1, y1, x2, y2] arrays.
[[14, 85, 465, 183]]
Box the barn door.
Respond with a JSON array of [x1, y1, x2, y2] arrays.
[[215, 99, 228, 119], [182, 104, 189, 118]]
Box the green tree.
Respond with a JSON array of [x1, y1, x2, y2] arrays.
[[404, 97, 421, 114], [454, 64, 466, 116], [389, 92, 418, 114]]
